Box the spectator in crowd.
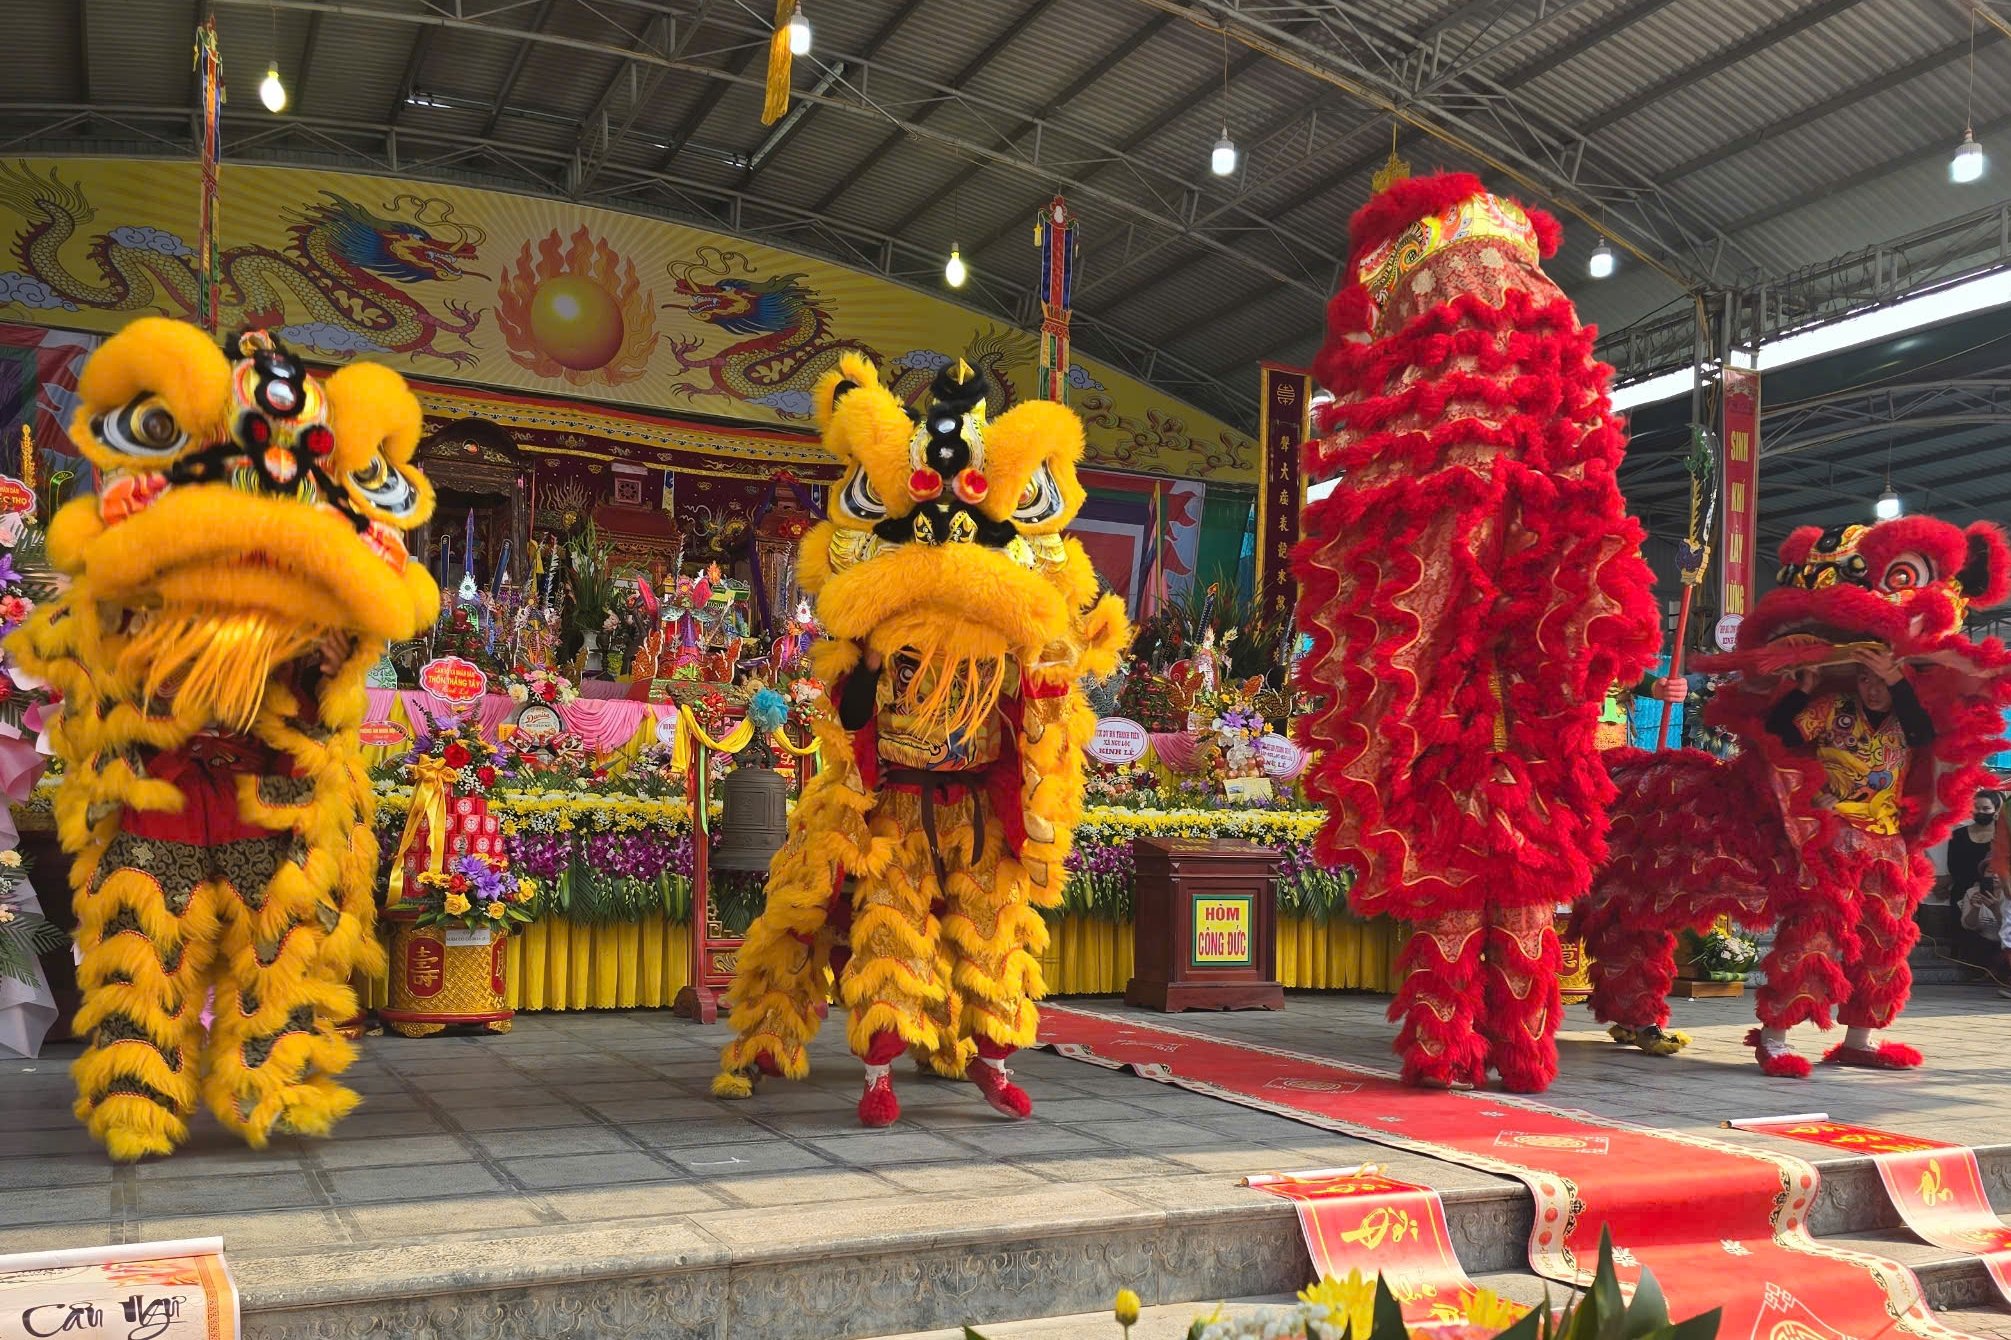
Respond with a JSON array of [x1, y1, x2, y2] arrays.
[[1952, 788, 2005, 978]]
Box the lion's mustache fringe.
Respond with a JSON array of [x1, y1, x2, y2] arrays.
[[115, 609, 319, 734], [895, 635, 1009, 743]]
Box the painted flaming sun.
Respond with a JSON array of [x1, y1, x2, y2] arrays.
[[496, 227, 658, 385]]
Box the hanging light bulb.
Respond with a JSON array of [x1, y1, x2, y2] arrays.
[[1875, 487, 1903, 521], [944, 244, 967, 288], [1952, 128, 1986, 183], [1211, 131, 1238, 177], [259, 64, 287, 113], [787, 3, 812, 56], [1588, 240, 1616, 279]]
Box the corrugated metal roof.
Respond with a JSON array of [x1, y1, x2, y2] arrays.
[[7, 0, 2011, 460]]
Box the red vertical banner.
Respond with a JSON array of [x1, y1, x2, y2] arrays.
[[1257, 363, 1309, 625], [1719, 365, 1761, 629]]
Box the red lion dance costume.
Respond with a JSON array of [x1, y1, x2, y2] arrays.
[[1294, 172, 1659, 1092], [1576, 518, 2011, 1076]]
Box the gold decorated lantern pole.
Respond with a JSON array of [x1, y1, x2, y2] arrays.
[[1657, 426, 1719, 749]]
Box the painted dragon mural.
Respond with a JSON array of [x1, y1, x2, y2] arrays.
[[0, 163, 484, 366], [663, 247, 878, 419]]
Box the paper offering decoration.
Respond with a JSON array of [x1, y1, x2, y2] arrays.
[[0, 1237, 239, 1340]]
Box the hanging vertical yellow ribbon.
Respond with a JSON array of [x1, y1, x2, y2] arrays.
[[761, 0, 797, 125], [386, 755, 455, 907]]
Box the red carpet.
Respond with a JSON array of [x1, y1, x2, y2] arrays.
[[1039, 1006, 1975, 1340], [1733, 1117, 2011, 1309]]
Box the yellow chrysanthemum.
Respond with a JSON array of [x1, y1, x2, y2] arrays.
[[1298, 1271, 1376, 1340], [443, 892, 470, 915], [1458, 1287, 1528, 1330], [1114, 1288, 1141, 1328]]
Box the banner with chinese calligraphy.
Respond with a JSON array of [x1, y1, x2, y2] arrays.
[[1719, 366, 1761, 622], [0, 1237, 239, 1340], [1245, 1168, 1487, 1327], [1729, 1116, 2011, 1306], [1257, 363, 1310, 626]]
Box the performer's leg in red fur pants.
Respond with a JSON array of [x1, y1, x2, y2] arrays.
[[1828, 838, 1925, 1070], [1391, 911, 1489, 1088], [1481, 902, 1564, 1093], [1578, 897, 1679, 1033]]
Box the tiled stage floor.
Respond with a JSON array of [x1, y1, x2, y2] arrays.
[[3, 985, 2008, 1337]]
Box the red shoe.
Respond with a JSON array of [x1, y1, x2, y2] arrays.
[[966, 1059, 1033, 1118], [858, 1070, 900, 1127], [1822, 1040, 1923, 1070], [1744, 1027, 1811, 1079]]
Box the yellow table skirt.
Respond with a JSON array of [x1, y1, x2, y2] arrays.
[[357, 913, 1402, 1011]]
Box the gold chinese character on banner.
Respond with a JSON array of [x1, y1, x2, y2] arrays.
[[1340, 1205, 1417, 1250], [1919, 1161, 1954, 1206]]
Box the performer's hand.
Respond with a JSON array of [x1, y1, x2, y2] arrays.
[[317, 631, 354, 678], [863, 649, 883, 672], [1650, 677, 1688, 703], [1852, 645, 1903, 683], [1795, 668, 1822, 694]]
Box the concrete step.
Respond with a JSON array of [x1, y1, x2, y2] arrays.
[[232, 1141, 2011, 1339]]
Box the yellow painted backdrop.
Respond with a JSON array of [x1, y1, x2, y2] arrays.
[[0, 158, 1255, 481]]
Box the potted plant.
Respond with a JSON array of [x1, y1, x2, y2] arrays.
[[566, 524, 617, 676]]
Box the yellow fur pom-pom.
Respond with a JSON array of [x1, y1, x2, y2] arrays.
[[712, 1071, 755, 1100]]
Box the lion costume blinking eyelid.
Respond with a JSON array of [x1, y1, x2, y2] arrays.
[[10, 318, 437, 1161], [713, 354, 1129, 1127]]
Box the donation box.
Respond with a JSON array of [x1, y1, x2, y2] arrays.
[[1125, 838, 1285, 1011]]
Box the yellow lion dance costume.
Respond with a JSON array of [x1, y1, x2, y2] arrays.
[[713, 357, 1128, 1127], [12, 319, 437, 1160]]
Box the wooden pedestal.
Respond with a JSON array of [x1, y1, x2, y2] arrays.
[[1670, 978, 1746, 999], [1125, 838, 1285, 1011]]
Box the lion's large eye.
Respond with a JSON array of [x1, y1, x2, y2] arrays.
[[836, 466, 886, 523], [349, 453, 421, 520], [95, 395, 188, 459], [1880, 552, 1934, 593], [1012, 462, 1064, 527]]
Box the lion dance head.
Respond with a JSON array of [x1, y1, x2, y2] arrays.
[[1704, 514, 2011, 847], [13, 318, 437, 1160], [801, 352, 1126, 727]]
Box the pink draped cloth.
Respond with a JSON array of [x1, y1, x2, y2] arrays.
[[362, 690, 676, 755]]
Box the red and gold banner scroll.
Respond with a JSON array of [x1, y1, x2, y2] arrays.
[[1731, 1116, 2011, 1306], [1257, 363, 1310, 626], [0, 1237, 239, 1340], [1719, 365, 1761, 626], [1246, 1167, 1497, 1328]]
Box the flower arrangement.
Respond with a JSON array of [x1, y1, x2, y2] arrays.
[[966, 1229, 1718, 1340], [0, 472, 62, 748], [0, 847, 63, 987], [566, 523, 618, 643], [1684, 926, 1759, 981], [409, 853, 539, 934], [504, 666, 579, 706]]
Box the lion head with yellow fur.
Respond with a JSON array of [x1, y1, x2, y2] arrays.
[[18, 318, 437, 739], [801, 353, 1127, 711]]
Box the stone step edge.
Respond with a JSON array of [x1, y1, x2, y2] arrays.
[[239, 1145, 2011, 1340]]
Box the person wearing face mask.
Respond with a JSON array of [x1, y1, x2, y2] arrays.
[[1952, 789, 2005, 977]]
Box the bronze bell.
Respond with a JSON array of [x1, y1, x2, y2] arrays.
[[713, 763, 790, 872]]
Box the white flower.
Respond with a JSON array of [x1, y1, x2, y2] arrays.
[[507, 683, 529, 704]]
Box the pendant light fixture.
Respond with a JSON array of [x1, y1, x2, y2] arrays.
[[787, 2, 813, 56], [1211, 26, 1237, 177], [259, 2, 287, 113], [945, 189, 968, 288], [1953, 7, 1986, 183]]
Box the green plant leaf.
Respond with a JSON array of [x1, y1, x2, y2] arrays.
[[1369, 1274, 1408, 1340], [963, 1328, 989, 1339], [1496, 1300, 1548, 1340], [1623, 1267, 1670, 1339]]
